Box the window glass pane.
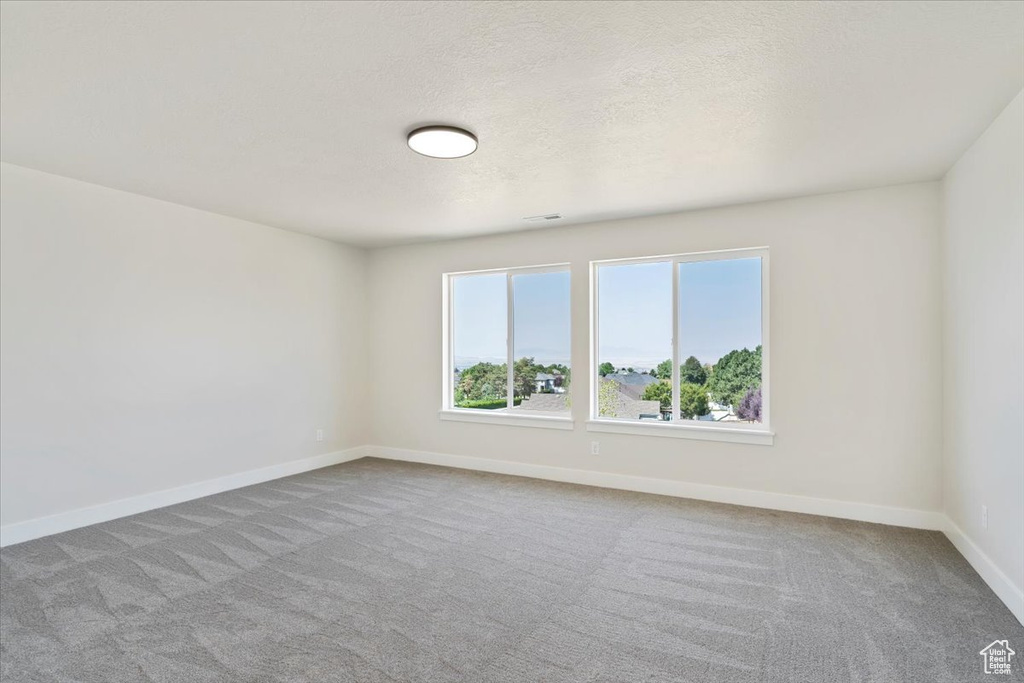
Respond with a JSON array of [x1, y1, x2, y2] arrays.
[[677, 257, 762, 423], [596, 261, 672, 421], [452, 273, 507, 410], [509, 271, 571, 417]]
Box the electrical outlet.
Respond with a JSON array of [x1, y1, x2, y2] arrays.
[[982, 505, 988, 530], [590, 441, 600, 455], [316, 429, 324, 443]]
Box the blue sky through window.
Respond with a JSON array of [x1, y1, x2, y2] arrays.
[[513, 271, 571, 367], [453, 273, 505, 368], [453, 258, 760, 371], [678, 257, 762, 366], [598, 262, 672, 369], [453, 270, 572, 369]]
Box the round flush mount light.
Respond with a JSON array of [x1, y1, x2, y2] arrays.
[[407, 125, 477, 159]]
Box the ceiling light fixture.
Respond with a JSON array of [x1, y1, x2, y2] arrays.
[[407, 126, 478, 159]]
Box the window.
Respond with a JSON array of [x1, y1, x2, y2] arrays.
[[590, 248, 770, 444], [443, 264, 572, 428]]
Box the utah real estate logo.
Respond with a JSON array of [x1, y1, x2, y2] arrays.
[[979, 640, 1015, 675]]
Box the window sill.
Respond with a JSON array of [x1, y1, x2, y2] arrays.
[[585, 419, 774, 445], [439, 410, 575, 430]]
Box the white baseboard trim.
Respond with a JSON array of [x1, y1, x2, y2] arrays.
[[370, 446, 1024, 622], [368, 446, 944, 530], [368, 446, 1024, 624], [0, 446, 371, 548], [6, 442, 1017, 627], [942, 518, 1024, 626]]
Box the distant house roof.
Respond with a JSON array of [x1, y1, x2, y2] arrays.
[[507, 393, 568, 413], [611, 395, 661, 419], [535, 373, 557, 381], [631, 399, 662, 418], [606, 372, 659, 399], [598, 379, 662, 419], [610, 371, 658, 386]]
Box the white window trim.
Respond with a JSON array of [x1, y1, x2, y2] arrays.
[[441, 262, 574, 429], [589, 246, 771, 445], [439, 409, 574, 430], [586, 419, 773, 445]]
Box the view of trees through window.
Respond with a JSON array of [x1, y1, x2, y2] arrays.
[[595, 254, 765, 425], [451, 268, 570, 417]]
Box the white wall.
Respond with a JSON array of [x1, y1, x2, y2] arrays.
[[369, 183, 944, 514], [0, 163, 368, 527], [942, 92, 1024, 606], [0, 165, 952, 538]]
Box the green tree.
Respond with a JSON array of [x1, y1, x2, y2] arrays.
[[653, 359, 673, 380], [641, 381, 672, 410], [597, 378, 621, 417], [707, 346, 761, 407], [513, 357, 541, 398], [679, 383, 710, 419], [680, 356, 707, 385], [598, 362, 615, 377], [455, 362, 508, 404]]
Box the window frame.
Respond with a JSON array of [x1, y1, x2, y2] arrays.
[[588, 247, 773, 445], [440, 262, 574, 430]]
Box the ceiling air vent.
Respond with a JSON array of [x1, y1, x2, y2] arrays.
[[523, 213, 562, 222]]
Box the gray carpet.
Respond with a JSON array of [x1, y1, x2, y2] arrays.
[[1, 458, 1021, 683]]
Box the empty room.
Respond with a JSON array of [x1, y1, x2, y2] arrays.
[[1, 1, 1022, 681]]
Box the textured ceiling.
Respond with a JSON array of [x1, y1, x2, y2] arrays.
[[2, 1, 1022, 247]]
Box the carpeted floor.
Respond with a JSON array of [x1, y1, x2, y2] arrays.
[[1, 458, 1021, 683]]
